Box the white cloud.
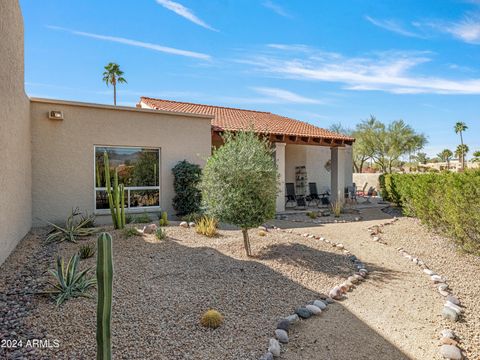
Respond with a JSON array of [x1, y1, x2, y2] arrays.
[[262, 1, 291, 18], [240, 45, 480, 94], [155, 0, 218, 31], [251, 87, 323, 104], [365, 16, 423, 38], [47, 26, 211, 60], [441, 15, 480, 44]]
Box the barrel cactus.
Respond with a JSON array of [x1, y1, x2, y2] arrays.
[[200, 309, 224, 329]]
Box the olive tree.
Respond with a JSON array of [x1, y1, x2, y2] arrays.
[[200, 131, 278, 257]]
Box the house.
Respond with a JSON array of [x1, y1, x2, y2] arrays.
[[139, 97, 355, 213], [0, 0, 353, 265]]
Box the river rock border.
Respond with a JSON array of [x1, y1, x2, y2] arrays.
[[367, 219, 466, 360], [258, 226, 370, 359]]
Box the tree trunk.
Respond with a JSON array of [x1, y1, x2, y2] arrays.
[[113, 84, 117, 106], [460, 132, 464, 170], [241, 228, 252, 257]]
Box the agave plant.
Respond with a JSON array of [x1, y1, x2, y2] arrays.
[[46, 208, 98, 243], [46, 254, 96, 306]]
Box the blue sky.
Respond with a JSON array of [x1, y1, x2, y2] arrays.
[[21, 0, 479, 157]]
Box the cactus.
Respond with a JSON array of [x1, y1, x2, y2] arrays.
[[104, 151, 125, 229], [96, 232, 113, 360], [200, 309, 224, 329], [158, 211, 169, 227]]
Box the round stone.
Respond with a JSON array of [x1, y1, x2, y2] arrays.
[[275, 329, 289, 343], [442, 306, 459, 322], [431, 275, 443, 283], [439, 345, 462, 360], [305, 304, 322, 315], [438, 284, 449, 292], [260, 352, 274, 360], [439, 289, 449, 296], [313, 300, 327, 310], [446, 295, 460, 305], [423, 269, 435, 276], [285, 314, 299, 325], [445, 301, 463, 314], [295, 307, 312, 319], [268, 338, 281, 357], [441, 329, 455, 339], [276, 319, 290, 332]]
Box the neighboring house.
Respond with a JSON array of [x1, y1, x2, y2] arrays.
[[0, 0, 354, 265], [139, 97, 355, 212]]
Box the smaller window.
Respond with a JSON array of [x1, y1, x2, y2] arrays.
[[94, 146, 160, 211]]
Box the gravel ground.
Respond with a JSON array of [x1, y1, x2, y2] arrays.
[[1, 225, 353, 359], [273, 207, 479, 360]]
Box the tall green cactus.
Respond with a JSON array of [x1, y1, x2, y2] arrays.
[[96, 232, 113, 360], [103, 151, 125, 229]]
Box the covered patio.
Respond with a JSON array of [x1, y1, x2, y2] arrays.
[[139, 97, 355, 213]]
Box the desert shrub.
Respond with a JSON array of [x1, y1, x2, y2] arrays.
[[45, 254, 96, 306], [381, 170, 480, 254], [125, 214, 134, 224], [155, 228, 167, 240], [195, 216, 218, 237], [200, 131, 278, 256], [133, 212, 151, 224], [123, 227, 140, 238], [200, 309, 224, 329], [158, 211, 169, 227], [79, 211, 96, 228], [78, 243, 96, 259], [331, 200, 343, 217], [306, 211, 317, 219], [172, 160, 202, 216], [46, 208, 98, 243], [258, 230, 267, 237]]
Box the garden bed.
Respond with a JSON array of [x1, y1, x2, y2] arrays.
[[1, 224, 353, 359]]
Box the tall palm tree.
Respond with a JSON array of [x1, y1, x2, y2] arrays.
[[437, 149, 453, 169], [455, 144, 469, 169], [454, 122, 468, 170], [102, 63, 127, 106]]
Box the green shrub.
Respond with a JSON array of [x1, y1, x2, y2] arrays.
[[155, 228, 167, 240], [45, 254, 96, 306], [46, 208, 98, 243], [133, 212, 151, 224], [158, 211, 169, 227], [380, 170, 480, 254], [172, 160, 202, 216], [306, 211, 318, 219], [182, 212, 204, 223], [125, 214, 134, 224], [123, 227, 140, 238], [78, 243, 96, 259]]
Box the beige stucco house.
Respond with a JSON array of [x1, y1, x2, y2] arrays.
[[0, 0, 354, 265]]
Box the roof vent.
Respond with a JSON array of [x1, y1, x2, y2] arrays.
[[48, 110, 64, 120]]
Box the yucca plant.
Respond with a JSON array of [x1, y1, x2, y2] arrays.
[[46, 254, 96, 306], [79, 244, 96, 260], [195, 216, 218, 237], [46, 208, 98, 243]]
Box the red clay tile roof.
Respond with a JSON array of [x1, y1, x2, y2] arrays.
[[140, 97, 354, 142]]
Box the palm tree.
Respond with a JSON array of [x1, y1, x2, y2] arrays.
[[472, 150, 480, 162], [437, 149, 453, 169], [454, 122, 468, 170], [102, 63, 127, 106], [455, 144, 469, 169]]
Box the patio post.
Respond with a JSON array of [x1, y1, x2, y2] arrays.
[[330, 146, 346, 203], [274, 142, 286, 212]]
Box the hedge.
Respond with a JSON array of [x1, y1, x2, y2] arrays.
[[172, 160, 202, 216], [380, 171, 480, 254]]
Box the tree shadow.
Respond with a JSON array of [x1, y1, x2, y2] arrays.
[[13, 231, 412, 360]]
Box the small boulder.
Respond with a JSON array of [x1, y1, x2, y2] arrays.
[[268, 338, 281, 357], [305, 304, 322, 315], [442, 306, 459, 322], [439, 345, 462, 360], [441, 329, 455, 339], [259, 352, 274, 360], [445, 301, 463, 314], [143, 223, 158, 234], [295, 307, 312, 319], [180, 221, 189, 228], [329, 286, 343, 300], [446, 295, 460, 306], [285, 314, 299, 324], [275, 329, 289, 344], [188, 222, 195, 228], [276, 319, 290, 332], [313, 300, 327, 310]]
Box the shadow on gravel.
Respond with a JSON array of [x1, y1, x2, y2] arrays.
[[1, 230, 411, 360]]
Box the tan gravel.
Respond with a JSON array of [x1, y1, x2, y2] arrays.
[[16, 225, 353, 359]]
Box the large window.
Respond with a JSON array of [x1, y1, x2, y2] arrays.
[[94, 146, 160, 211]]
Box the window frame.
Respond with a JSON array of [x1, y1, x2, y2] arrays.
[[93, 145, 161, 214]]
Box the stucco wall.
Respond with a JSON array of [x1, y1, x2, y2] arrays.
[[353, 172, 382, 192], [30, 99, 212, 225], [0, 1, 32, 265]]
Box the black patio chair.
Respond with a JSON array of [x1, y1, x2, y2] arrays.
[[285, 183, 306, 208], [306, 182, 321, 206]]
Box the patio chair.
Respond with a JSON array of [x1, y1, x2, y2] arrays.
[[285, 183, 306, 208], [356, 182, 368, 197], [306, 182, 322, 206]]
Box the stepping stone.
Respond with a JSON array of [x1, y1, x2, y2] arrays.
[[442, 306, 459, 322], [275, 329, 289, 343], [439, 345, 462, 360]]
